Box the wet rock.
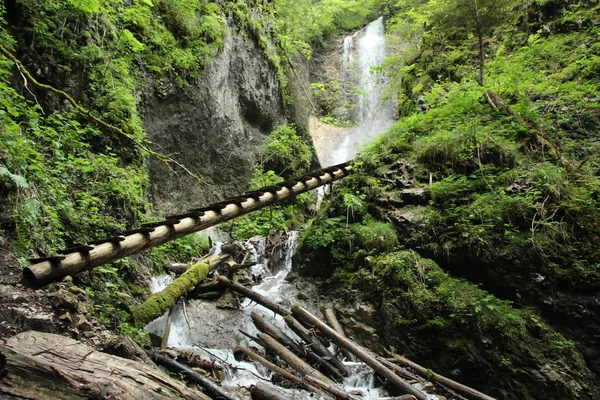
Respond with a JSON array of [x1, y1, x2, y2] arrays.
[[233, 269, 253, 285], [400, 188, 430, 205], [142, 24, 286, 213], [216, 291, 240, 309], [51, 289, 79, 311], [76, 315, 93, 331]]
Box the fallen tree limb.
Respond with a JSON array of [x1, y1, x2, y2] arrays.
[[131, 254, 227, 327], [389, 354, 496, 400], [0, 331, 207, 400], [217, 275, 291, 316], [292, 305, 428, 400], [234, 340, 331, 399], [323, 307, 355, 362], [284, 315, 349, 377], [249, 382, 296, 400], [149, 350, 239, 400], [161, 306, 176, 349], [251, 313, 345, 381], [258, 332, 330, 383]]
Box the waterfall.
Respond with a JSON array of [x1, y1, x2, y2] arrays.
[[318, 17, 395, 167], [145, 232, 395, 397]]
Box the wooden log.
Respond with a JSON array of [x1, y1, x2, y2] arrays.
[[161, 306, 176, 349], [258, 333, 331, 383], [149, 350, 240, 400], [251, 313, 345, 381], [233, 340, 331, 399], [323, 307, 355, 362], [284, 315, 350, 377], [390, 354, 497, 400], [24, 163, 352, 286], [292, 305, 428, 400], [249, 382, 296, 400], [217, 275, 291, 317], [131, 254, 227, 327], [165, 263, 190, 274], [0, 330, 208, 400], [159, 349, 225, 381]]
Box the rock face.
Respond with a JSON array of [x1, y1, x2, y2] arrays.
[[142, 29, 286, 213]]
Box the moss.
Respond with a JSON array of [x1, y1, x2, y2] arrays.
[[131, 261, 209, 327]]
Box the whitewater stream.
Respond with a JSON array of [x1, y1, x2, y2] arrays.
[[147, 232, 392, 399], [145, 17, 434, 400]]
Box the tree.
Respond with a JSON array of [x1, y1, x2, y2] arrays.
[[432, 0, 517, 86]]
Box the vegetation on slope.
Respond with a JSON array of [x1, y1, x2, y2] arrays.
[[296, 0, 600, 397]]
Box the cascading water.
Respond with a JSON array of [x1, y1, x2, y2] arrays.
[[318, 17, 395, 167], [146, 231, 394, 398]]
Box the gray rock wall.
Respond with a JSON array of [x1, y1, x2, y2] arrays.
[[142, 29, 286, 213]]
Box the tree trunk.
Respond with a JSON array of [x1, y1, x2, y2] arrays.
[[284, 314, 350, 377], [292, 305, 429, 400], [258, 333, 331, 383], [251, 313, 345, 381], [323, 307, 355, 362], [478, 30, 485, 86], [390, 354, 497, 400], [233, 340, 333, 399], [249, 382, 297, 400], [216, 275, 291, 317], [25, 163, 352, 286], [131, 253, 227, 327], [148, 351, 240, 400], [0, 331, 208, 400]]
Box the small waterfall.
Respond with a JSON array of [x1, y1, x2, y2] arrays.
[[146, 231, 415, 398], [318, 17, 395, 167]]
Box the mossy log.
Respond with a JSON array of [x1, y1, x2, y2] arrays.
[[292, 305, 429, 400], [0, 330, 208, 400], [131, 254, 226, 327]]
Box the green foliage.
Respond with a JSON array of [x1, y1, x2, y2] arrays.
[[225, 167, 311, 240], [262, 124, 312, 175], [351, 220, 398, 253], [150, 233, 210, 270], [275, 0, 378, 58]]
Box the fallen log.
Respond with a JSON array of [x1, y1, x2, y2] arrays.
[[258, 333, 330, 382], [234, 340, 331, 399], [165, 263, 190, 274], [159, 349, 225, 381], [292, 305, 428, 400], [323, 307, 354, 362], [0, 331, 208, 400], [161, 306, 176, 349], [251, 312, 345, 381], [131, 253, 227, 327], [284, 314, 350, 377], [389, 354, 496, 400], [217, 274, 291, 316], [249, 382, 296, 400], [149, 350, 239, 400]]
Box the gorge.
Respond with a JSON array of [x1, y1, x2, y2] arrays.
[[1, 1, 599, 399]]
